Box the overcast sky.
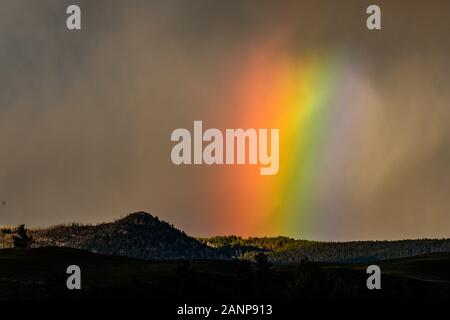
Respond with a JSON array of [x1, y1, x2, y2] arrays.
[[0, 1, 449, 240]]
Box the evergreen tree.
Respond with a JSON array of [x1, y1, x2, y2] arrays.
[[255, 252, 271, 272], [13, 224, 35, 248]]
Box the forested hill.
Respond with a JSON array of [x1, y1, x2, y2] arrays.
[[201, 236, 450, 263], [34, 212, 220, 259], [16, 212, 450, 263]]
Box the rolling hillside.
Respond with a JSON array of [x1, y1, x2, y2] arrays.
[[34, 212, 220, 259], [6, 212, 449, 263], [202, 236, 450, 263], [0, 247, 449, 300]]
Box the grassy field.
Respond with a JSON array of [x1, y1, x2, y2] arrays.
[[0, 247, 449, 300]]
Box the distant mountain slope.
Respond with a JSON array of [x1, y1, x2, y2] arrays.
[[202, 236, 450, 263], [30, 213, 450, 263], [35, 212, 219, 259]]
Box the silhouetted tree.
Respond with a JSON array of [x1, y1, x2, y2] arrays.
[[130, 274, 141, 288], [255, 252, 271, 272], [13, 224, 35, 248], [175, 259, 192, 279], [287, 256, 322, 299], [175, 259, 193, 296], [1, 228, 12, 235]]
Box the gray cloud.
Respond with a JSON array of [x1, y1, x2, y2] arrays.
[[0, 1, 449, 240]]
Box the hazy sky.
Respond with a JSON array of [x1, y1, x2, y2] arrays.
[[0, 0, 449, 240]]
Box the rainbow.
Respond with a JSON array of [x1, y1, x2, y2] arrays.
[[207, 39, 346, 238]]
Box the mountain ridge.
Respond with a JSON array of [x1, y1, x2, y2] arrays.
[[11, 211, 450, 263], [34, 211, 220, 260]]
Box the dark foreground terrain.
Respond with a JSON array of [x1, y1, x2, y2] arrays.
[[1, 247, 449, 300]]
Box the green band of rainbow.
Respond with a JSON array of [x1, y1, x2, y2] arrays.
[[209, 41, 343, 238]]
